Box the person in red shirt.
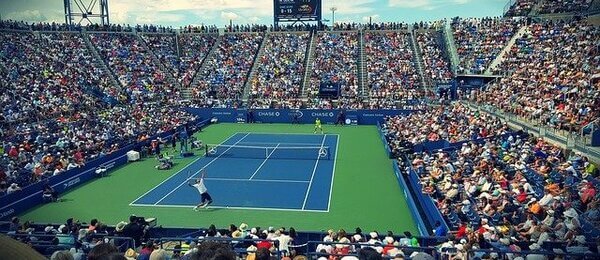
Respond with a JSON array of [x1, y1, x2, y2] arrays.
[[455, 222, 468, 239], [256, 232, 273, 250], [8, 146, 18, 158]]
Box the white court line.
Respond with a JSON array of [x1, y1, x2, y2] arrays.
[[152, 133, 250, 205], [236, 131, 339, 137], [301, 134, 327, 210], [206, 177, 309, 183], [129, 133, 240, 205], [130, 203, 328, 213], [237, 141, 324, 146], [326, 135, 340, 212], [248, 143, 280, 180]]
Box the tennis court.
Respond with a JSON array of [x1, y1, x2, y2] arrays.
[[130, 132, 339, 211]]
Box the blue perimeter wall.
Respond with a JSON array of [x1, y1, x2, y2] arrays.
[[185, 108, 414, 125], [0, 119, 209, 221]]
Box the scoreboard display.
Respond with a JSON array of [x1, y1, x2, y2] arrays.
[[274, 0, 322, 20]]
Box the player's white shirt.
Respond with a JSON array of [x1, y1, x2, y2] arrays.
[[193, 178, 207, 193]]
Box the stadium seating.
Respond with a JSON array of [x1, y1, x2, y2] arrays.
[[307, 31, 360, 109], [415, 31, 454, 85], [452, 17, 524, 74], [89, 33, 177, 102], [248, 32, 309, 109], [0, 32, 114, 125], [365, 31, 425, 109], [190, 32, 264, 108], [477, 20, 600, 132], [1, 9, 600, 258], [177, 33, 217, 87]]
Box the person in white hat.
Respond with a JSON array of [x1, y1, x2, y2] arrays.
[[6, 183, 21, 194]]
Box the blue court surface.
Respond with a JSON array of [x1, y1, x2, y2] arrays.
[[130, 133, 339, 212]]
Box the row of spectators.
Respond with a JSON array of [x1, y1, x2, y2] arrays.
[[191, 33, 264, 108], [415, 31, 454, 84], [0, 104, 197, 195], [505, 0, 593, 17], [408, 132, 600, 257], [452, 17, 525, 74], [177, 34, 217, 87], [309, 32, 359, 100], [381, 103, 510, 156], [139, 34, 180, 77], [504, 0, 536, 17], [0, 31, 117, 126], [479, 20, 600, 132], [248, 33, 309, 109], [90, 33, 177, 103], [365, 31, 424, 109], [538, 0, 593, 14]]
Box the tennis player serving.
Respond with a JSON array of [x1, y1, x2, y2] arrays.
[[314, 118, 323, 134], [188, 169, 213, 211]]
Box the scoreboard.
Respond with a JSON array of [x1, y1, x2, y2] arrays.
[[274, 0, 322, 21]]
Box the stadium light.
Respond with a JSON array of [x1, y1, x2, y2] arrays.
[[330, 7, 337, 30]]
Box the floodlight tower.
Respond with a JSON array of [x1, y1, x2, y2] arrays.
[[64, 0, 110, 26], [330, 6, 337, 29]]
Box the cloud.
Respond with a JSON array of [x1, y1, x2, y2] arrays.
[[388, 0, 472, 10], [135, 12, 186, 24], [4, 10, 47, 22], [220, 11, 239, 21], [362, 14, 381, 23], [323, 0, 377, 15]]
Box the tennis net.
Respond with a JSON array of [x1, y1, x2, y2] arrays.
[[204, 144, 331, 160]]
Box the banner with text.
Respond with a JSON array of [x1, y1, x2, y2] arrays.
[[185, 108, 415, 125]]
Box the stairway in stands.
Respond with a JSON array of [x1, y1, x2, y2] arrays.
[[443, 21, 460, 74], [187, 35, 222, 100], [301, 31, 318, 98], [358, 30, 368, 98], [485, 25, 528, 75], [242, 32, 269, 102], [409, 29, 429, 89], [81, 30, 124, 99], [136, 32, 181, 93]]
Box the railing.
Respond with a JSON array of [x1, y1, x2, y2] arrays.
[[462, 100, 600, 161], [153, 237, 284, 258]]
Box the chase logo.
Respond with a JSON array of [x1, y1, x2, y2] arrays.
[[311, 112, 334, 117], [288, 110, 303, 118], [0, 208, 15, 218], [63, 177, 81, 189], [258, 111, 280, 117]]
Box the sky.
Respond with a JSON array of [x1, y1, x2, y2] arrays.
[[0, 0, 509, 27]]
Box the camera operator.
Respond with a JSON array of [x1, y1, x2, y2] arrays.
[[122, 215, 146, 247]]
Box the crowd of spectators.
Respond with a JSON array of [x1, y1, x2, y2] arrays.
[[365, 32, 423, 109], [504, 0, 536, 17], [0, 20, 81, 31], [309, 32, 359, 100], [0, 31, 118, 126], [381, 103, 510, 155], [248, 32, 309, 109], [191, 33, 264, 108], [90, 33, 177, 103], [538, 0, 592, 14], [0, 104, 197, 195], [452, 17, 524, 74], [407, 131, 600, 257], [478, 20, 600, 132], [177, 34, 217, 87], [139, 33, 179, 77], [415, 31, 454, 85]]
